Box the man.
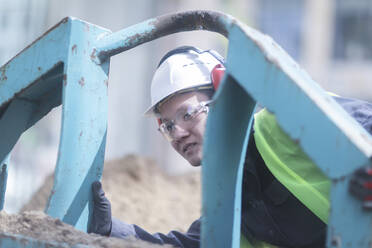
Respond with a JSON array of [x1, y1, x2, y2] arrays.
[[89, 46, 372, 248]]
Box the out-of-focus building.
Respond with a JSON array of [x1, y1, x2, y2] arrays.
[[0, 0, 371, 212]]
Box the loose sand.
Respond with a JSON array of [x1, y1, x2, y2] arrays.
[[15, 154, 201, 246], [0, 211, 172, 247]]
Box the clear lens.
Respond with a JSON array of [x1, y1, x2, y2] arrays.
[[158, 100, 212, 142]]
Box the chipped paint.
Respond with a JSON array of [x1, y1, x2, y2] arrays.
[[90, 48, 97, 61], [78, 77, 85, 87], [63, 74, 67, 86], [93, 10, 234, 63], [0, 65, 9, 81], [1, 61, 63, 109], [71, 44, 77, 54]]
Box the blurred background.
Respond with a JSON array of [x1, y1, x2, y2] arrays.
[[0, 0, 371, 213]]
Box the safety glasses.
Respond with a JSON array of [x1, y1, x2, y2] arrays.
[[158, 100, 213, 141]]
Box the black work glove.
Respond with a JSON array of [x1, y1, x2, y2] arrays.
[[89, 181, 112, 236]]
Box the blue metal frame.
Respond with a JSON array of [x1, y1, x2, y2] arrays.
[[0, 17, 110, 232], [0, 10, 371, 248], [0, 154, 9, 210]]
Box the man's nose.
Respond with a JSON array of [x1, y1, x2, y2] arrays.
[[172, 124, 190, 141]]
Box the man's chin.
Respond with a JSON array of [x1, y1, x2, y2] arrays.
[[187, 156, 202, 167]]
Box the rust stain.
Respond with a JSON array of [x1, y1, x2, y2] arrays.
[[104, 79, 108, 87], [37, 66, 42, 71], [71, 44, 77, 54], [97, 11, 229, 61], [0, 65, 8, 81], [1, 61, 63, 109], [90, 48, 97, 60], [85, 23, 90, 32], [79, 77, 85, 87], [79, 131, 83, 140], [63, 74, 67, 86]]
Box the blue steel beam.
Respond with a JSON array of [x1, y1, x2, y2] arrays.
[[0, 155, 9, 210], [223, 18, 372, 248], [92, 11, 232, 63], [0, 17, 111, 232], [44, 19, 111, 232], [0, 18, 70, 166], [202, 77, 256, 248]]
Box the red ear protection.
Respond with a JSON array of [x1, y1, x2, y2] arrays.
[[211, 64, 225, 90]]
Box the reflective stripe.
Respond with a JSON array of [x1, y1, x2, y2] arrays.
[[253, 109, 330, 224]]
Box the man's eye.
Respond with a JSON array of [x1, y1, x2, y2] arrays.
[[183, 112, 192, 121], [166, 123, 174, 132]]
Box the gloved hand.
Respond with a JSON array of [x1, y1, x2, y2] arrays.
[[89, 181, 112, 236]]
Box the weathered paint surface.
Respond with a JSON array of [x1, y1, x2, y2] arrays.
[[0, 155, 9, 210], [93, 10, 232, 63], [205, 13, 372, 248], [203, 78, 255, 248], [0, 17, 111, 233], [44, 19, 111, 232]]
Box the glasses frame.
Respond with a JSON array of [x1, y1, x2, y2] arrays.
[[158, 100, 214, 141]]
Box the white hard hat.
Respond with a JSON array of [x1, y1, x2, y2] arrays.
[[144, 48, 222, 116]]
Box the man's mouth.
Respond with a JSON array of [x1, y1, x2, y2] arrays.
[[183, 143, 197, 154]]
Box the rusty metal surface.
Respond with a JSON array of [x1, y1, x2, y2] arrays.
[[93, 10, 235, 62]]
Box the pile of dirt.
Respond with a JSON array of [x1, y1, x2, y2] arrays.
[[0, 211, 171, 247], [22, 154, 201, 234]]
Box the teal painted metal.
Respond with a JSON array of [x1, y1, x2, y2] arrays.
[[0, 155, 9, 210], [224, 24, 372, 247], [0, 10, 371, 248], [44, 18, 110, 232], [0, 17, 110, 234], [202, 78, 256, 248]]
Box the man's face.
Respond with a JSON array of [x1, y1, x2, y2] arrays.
[[158, 91, 209, 166]]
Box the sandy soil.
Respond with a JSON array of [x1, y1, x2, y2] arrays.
[[22, 154, 201, 234], [0, 211, 172, 247]]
